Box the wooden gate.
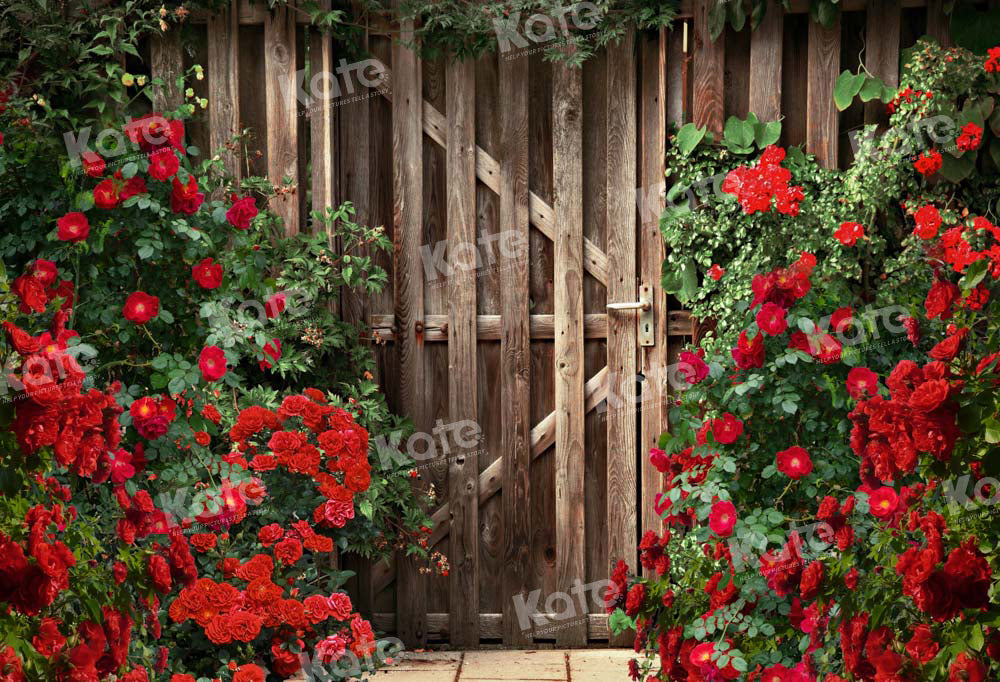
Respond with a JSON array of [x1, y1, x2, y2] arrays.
[[356, 29, 693, 648], [160, 0, 947, 648]]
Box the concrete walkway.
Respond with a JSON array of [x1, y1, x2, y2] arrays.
[[370, 649, 636, 681]]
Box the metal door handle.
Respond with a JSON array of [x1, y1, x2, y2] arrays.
[[607, 301, 651, 311]]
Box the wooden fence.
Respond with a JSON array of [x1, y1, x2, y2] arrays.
[[159, 0, 947, 648]]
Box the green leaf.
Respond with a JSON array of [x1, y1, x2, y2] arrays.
[[938, 151, 974, 183], [727, 0, 746, 32], [676, 123, 708, 156], [754, 120, 781, 147], [858, 76, 887, 103], [985, 418, 1000, 444], [970, 624, 985, 651], [962, 258, 989, 291], [708, 1, 726, 41], [678, 258, 699, 303], [167, 376, 187, 394], [724, 116, 756, 150], [834, 70, 866, 111]]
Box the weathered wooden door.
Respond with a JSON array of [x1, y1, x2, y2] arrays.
[[337, 28, 693, 648]]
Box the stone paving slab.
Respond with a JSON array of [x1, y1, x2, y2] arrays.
[[368, 649, 635, 681]]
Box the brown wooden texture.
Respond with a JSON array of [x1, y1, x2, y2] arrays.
[[693, 0, 725, 135], [749, 4, 783, 122], [499, 48, 533, 648], [807, 15, 842, 169], [552, 59, 586, 647], [639, 30, 669, 555], [446, 57, 480, 647], [392, 16, 427, 648], [150, 29, 183, 112], [264, 5, 300, 233], [207, 1, 240, 185], [605, 33, 637, 648], [308, 1, 337, 223], [864, 1, 901, 126]]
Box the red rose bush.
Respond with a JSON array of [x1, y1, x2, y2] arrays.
[[611, 41, 1000, 681]]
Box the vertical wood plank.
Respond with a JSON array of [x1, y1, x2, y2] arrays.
[[500, 50, 532, 648], [807, 16, 841, 169], [693, 0, 725, 136], [925, 0, 951, 47], [340, 19, 372, 333], [864, 1, 900, 126], [309, 5, 337, 222], [392, 16, 427, 649], [207, 0, 240, 185], [150, 28, 183, 112], [639, 30, 668, 554], [552, 58, 586, 648], [446, 57, 479, 648], [264, 4, 300, 234], [749, 4, 783, 121], [605, 32, 637, 649], [238, 22, 268, 178]]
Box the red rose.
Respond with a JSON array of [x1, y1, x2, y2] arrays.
[[756, 302, 788, 336], [868, 487, 898, 518], [266, 292, 286, 318], [189, 533, 217, 553], [258, 523, 284, 547], [914, 205, 942, 239], [624, 583, 645, 617], [94, 178, 120, 208], [228, 612, 263, 642], [226, 196, 258, 230], [711, 413, 744, 444], [121, 175, 148, 200], [274, 537, 303, 566], [707, 264, 725, 280], [929, 328, 967, 361], [170, 175, 204, 215], [906, 624, 939, 664], [191, 258, 223, 289], [3, 321, 40, 355], [204, 614, 232, 645], [233, 663, 267, 682], [776, 445, 813, 479], [909, 379, 950, 412], [732, 329, 765, 369], [844, 567, 859, 590], [198, 346, 227, 382], [799, 560, 824, 600], [834, 221, 865, 246], [148, 148, 179, 181], [56, 212, 90, 242], [12, 274, 48, 313], [81, 151, 105, 178], [845, 367, 879, 399], [708, 500, 737, 537], [948, 652, 986, 682], [148, 554, 172, 593], [259, 338, 282, 370], [924, 279, 960, 320], [123, 291, 159, 324]]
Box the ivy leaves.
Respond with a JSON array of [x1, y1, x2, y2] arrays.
[[833, 70, 895, 112]]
